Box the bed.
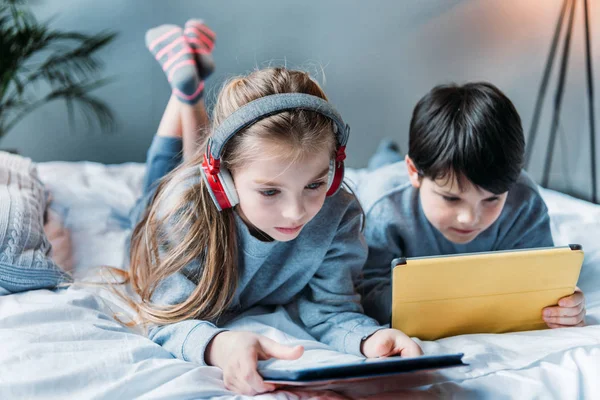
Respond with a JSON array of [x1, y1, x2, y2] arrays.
[[1, 161, 599, 399]]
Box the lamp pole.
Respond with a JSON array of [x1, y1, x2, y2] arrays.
[[526, 0, 597, 203]]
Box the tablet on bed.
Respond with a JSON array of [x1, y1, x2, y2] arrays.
[[259, 353, 466, 385]]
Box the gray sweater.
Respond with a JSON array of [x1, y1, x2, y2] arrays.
[[345, 162, 554, 324], [148, 188, 382, 366]]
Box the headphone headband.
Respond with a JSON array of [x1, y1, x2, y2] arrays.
[[206, 93, 350, 161], [201, 92, 351, 211]]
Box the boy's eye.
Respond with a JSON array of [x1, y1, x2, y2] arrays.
[[259, 189, 279, 197], [306, 181, 325, 190], [442, 195, 460, 202]]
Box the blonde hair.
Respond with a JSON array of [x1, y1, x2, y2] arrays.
[[127, 68, 338, 326]]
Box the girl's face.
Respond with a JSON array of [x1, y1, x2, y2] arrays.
[[232, 143, 332, 242]]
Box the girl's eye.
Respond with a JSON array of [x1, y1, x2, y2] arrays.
[[306, 181, 325, 190], [259, 189, 279, 197], [443, 196, 460, 202], [485, 197, 500, 203]]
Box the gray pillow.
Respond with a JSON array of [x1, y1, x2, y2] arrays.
[[0, 152, 71, 293]]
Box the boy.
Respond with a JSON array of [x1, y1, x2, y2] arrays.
[[349, 82, 586, 329]]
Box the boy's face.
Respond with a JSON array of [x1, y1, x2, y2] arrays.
[[406, 156, 508, 244]]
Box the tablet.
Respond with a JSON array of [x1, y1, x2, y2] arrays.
[[259, 353, 466, 385], [392, 244, 584, 340]]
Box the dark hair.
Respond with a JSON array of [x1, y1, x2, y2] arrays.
[[408, 82, 525, 194]]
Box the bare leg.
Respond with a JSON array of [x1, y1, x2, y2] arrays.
[[157, 95, 210, 161], [156, 95, 184, 138], [181, 99, 210, 160], [135, 95, 211, 223]]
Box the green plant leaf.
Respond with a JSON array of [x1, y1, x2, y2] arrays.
[[0, 0, 117, 142]]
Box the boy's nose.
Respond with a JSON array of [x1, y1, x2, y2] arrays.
[[456, 207, 477, 225]]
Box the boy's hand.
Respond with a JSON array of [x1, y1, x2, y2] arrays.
[[206, 331, 304, 396], [543, 287, 586, 328], [360, 328, 423, 358]]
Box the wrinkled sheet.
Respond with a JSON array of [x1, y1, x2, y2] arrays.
[[0, 161, 598, 399]]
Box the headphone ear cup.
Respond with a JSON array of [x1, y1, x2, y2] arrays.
[[326, 160, 345, 197], [326, 159, 335, 191], [200, 156, 239, 211], [200, 170, 223, 211], [218, 168, 239, 208]]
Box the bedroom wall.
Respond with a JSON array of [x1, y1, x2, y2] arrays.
[[3, 0, 600, 201]]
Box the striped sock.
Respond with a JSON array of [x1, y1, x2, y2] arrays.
[[145, 24, 204, 104], [183, 19, 216, 80]]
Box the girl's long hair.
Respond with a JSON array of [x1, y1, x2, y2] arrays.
[[127, 68, 337, 325]]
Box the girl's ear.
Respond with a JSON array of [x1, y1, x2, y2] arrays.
[[405, 155, 422, 189]]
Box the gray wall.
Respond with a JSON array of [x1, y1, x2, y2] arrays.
[[3, 0, 600, 201]]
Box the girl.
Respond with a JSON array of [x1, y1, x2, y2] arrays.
[[130, 21, 422, 396]]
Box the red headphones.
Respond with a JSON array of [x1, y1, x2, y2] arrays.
[[200, 93, 350, 211]]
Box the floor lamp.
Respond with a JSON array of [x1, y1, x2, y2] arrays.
[[525, 0, 597, 203]]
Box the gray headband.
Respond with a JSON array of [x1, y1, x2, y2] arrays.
[[206, 93, 350, 160]]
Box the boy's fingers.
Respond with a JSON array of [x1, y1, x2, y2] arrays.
[[544, 309, 585, 326], [558, 291, 584, 307], [544, 316, 580, 326], [544, 302, 585, 318], [547, 320, 585, 329]]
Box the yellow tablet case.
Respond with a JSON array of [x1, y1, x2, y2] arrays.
[[391, 245, 584, 340]]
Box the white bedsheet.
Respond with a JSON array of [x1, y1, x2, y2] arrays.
[[1, 161, 599, 399]]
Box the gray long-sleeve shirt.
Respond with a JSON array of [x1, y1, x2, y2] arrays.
[[345, 163, 554, 324], [148, 187, 382, 366]]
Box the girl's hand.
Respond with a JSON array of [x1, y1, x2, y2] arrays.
[[543, 287, 586, 328], [360, 328, 423, 358], [206, 331, 304, 395]]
